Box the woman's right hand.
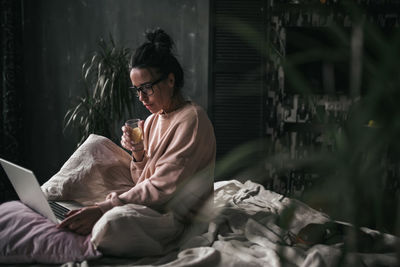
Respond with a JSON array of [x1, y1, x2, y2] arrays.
[[121, 120, 144, 152], [57, 206, 103, 235]]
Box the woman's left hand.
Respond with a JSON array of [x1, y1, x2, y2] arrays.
[[57, 205, 103, 235]]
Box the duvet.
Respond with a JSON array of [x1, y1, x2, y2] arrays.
[[0, 134, 398, 266]]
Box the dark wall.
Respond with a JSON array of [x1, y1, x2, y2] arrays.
[[21, 0, 210, 184]]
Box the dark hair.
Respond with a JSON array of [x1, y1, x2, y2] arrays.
[[131, 28, 184, 92]]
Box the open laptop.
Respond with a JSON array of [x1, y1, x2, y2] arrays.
[[0, 158, 83, 224]]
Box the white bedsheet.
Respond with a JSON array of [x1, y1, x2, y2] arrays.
[[39, 135, 398, 266], [58, 180, 398, 267]]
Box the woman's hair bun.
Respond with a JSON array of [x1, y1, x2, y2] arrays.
[[131, 28, 184, 90], [145, 28, 174, 52]]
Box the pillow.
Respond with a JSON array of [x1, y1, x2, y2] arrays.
[[0, 201, 102, 264], [41, 134, 134, 206]]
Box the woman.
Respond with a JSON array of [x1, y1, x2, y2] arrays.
[[58, 28, 216, 242]]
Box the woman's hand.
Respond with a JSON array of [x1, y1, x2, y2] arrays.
[[57, 206, 103, 235], [121, 120, 144, 152]]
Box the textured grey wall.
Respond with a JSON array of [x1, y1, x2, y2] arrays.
[[21, 0, 210, 183]]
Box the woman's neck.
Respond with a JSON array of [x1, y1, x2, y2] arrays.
[[162, 94, 186, 114]]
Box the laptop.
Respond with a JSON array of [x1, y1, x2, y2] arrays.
[[0, 158, 83, 224]]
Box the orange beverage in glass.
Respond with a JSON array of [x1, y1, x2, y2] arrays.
[[125, 119, 143, 144]]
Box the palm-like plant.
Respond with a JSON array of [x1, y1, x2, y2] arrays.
[[64, 36, 135, 146]]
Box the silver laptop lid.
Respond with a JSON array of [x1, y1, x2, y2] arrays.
[[0, 158, 58, 223]]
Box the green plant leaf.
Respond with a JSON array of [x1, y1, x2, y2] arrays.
[[64, 35, 134, 146]]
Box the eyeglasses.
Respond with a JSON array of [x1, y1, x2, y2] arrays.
[[129, 75, 167, 97]]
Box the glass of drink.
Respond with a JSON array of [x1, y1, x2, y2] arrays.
[[125, 119, 143, 144]]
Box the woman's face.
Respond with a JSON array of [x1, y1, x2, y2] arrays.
[[130, 68, 175, 114]]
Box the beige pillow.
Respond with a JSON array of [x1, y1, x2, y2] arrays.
[[41, 134, 134, 205]]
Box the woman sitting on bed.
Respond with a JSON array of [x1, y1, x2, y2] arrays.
[[58, 28, 216, 238]]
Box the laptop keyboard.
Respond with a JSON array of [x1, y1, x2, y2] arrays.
[[49, 201, 70, 221]]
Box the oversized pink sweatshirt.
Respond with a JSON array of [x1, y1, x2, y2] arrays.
[[96, 101, 216, 220]]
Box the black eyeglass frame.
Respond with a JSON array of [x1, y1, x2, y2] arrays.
[[129, 74, 168, 97]]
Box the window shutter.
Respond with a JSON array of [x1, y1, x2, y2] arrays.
[[210, 0, 267, 159]]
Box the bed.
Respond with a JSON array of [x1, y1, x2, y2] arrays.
[[1, 179, 398, 266], [1, 135, 398, 266]]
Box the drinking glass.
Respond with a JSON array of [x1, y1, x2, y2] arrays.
[[125, 119, 143, 144]]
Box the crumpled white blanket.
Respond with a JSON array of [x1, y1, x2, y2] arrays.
[[41, 135, 399, 267], [199, 180, 399, 267], [58, 180, 399, 267]]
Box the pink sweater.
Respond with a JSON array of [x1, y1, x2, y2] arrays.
[[97, 102, 216, 220]]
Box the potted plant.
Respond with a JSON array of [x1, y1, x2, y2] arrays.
[[64, 36, 135, 146]]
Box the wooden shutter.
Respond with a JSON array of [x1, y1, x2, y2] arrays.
[[210, 0, 267, 159]]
